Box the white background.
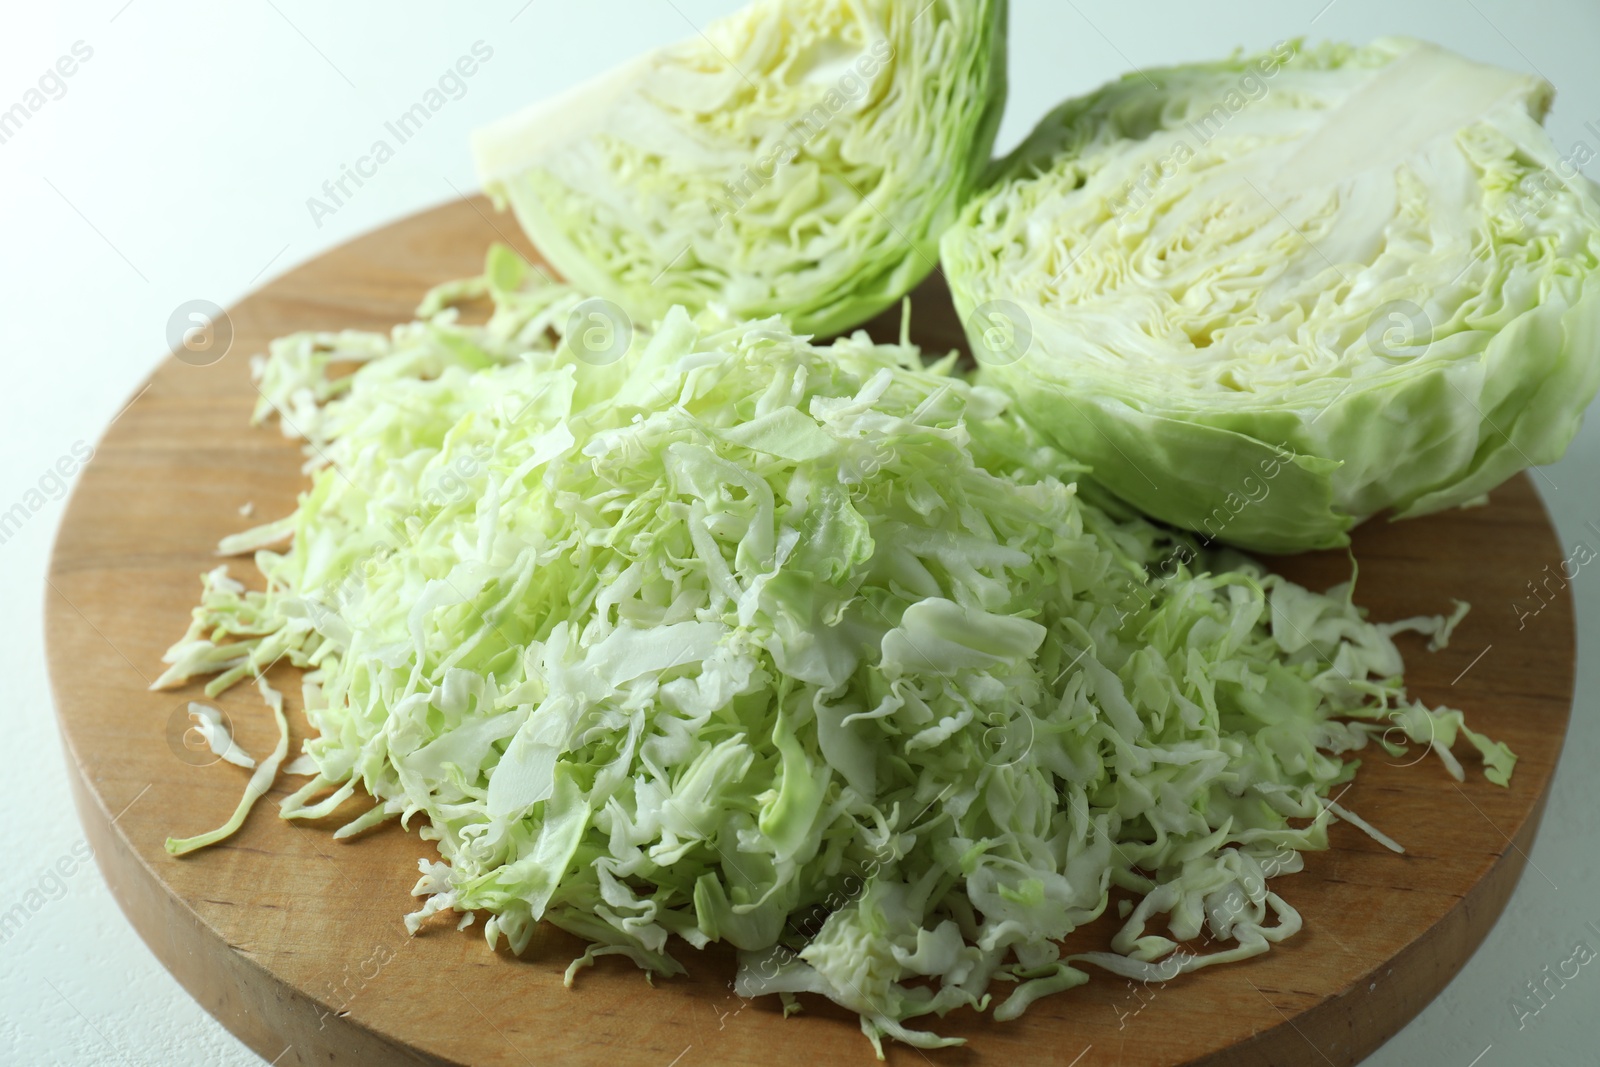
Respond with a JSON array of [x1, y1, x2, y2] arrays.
[[2, 1, 1597, 1064]]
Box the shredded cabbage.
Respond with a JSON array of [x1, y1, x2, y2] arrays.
[[186, 702, 256, 769], [157, 247, 1511, 1054]]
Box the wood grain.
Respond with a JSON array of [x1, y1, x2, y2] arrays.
[[45, 195, 1575, 1067]]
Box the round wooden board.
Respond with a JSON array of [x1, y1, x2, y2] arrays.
[[46, 196, 1575, 1067]]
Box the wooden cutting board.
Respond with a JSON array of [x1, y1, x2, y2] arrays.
[[45, 196, 1575, 1067]]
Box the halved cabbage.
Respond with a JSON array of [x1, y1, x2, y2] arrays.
[[943, 38, 1600, 553], [474, 0, 1007, 338]]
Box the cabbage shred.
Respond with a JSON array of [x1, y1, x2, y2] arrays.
[[157, 248, 1512, 1054]]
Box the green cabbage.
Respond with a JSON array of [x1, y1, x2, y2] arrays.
[[158, 248, 1510, 1054], [942, 38, 1600, 553], [473, 0, 1007, 338]]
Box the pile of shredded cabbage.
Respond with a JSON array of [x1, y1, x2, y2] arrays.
[[157, 247, 1511, 1054]]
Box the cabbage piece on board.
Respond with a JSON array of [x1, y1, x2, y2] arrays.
[[474, 0, 1008, 339], [942, 37, 1600, 553]]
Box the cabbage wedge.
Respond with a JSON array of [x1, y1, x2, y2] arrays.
[[474, 0, 1008, 338], [943, 38, 1600, 552]]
